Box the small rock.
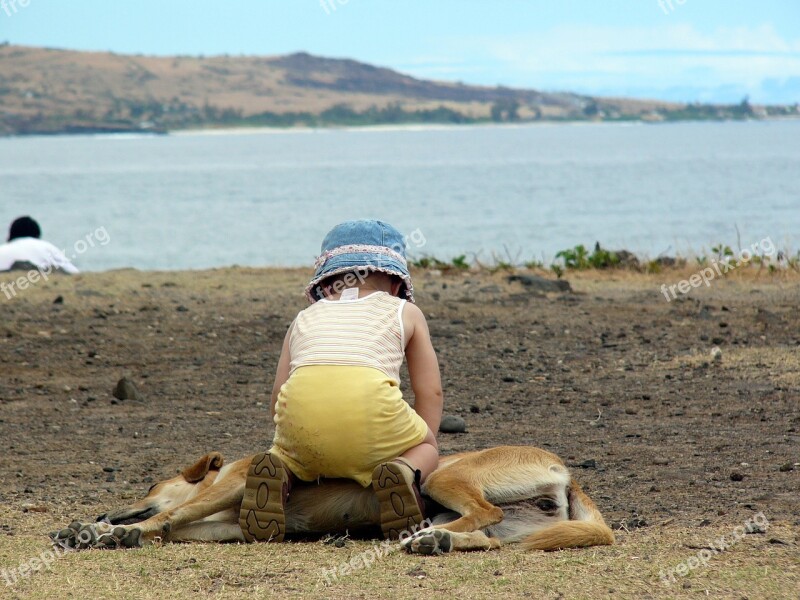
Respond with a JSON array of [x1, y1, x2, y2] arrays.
[[730, 471, 745, 481], [406, 564, 427, 579], [469, 405, 480, 413], [768, 538, 788, 545], [745, 522, 766, 534], [53, 295, 64, 304], [176, 305, 189, 312], [710, 346, 722, 361], [439, 415, 467, 434], [113, 378, 143, 401], [653, 458, 669, 466], [617, 516, 647, 530], [698, 519, 712, 527], [577, 459, 597, 469], [778, 463, 793, 472]]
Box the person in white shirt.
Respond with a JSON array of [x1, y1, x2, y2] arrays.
[[0, 216, 79, 274]]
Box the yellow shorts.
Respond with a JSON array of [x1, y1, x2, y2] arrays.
[[270, 365, 429, 487]]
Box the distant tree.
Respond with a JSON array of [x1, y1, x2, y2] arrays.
[[490, 99, 520, 122], [507, 99, 519, 121], [490, 102, 503, 122], [736, 95, 754, 117], [583, 101, 600, 117]]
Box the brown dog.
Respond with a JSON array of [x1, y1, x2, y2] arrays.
[[53, 446, 614, 554]]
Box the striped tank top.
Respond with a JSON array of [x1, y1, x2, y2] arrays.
[[288, 291, 406, 382]]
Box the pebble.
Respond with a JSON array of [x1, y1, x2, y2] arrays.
[[710, 346, 722, 361], [623, 516, 647, 530], [439, 415, 467, 434], [653, 458, 669, 465], [730, 471, 745, 481], [778, 463, 793, 472], [768, 538, 789, 545], [745, 522, 766, 534], [113, 377, 143, 401]]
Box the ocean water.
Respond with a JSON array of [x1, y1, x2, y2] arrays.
[[1, 120, 798, 271]]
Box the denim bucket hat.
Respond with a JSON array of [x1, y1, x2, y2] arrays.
[[305, 220, 414, 303]]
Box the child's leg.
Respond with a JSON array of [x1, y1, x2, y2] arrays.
[[398, 427, 438, 483]]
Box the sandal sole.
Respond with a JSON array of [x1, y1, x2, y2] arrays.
[[239, 452, 288, 542], [372, 462, 424, 540]]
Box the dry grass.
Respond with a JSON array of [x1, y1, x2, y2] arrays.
[[0, 509, 797, 599]]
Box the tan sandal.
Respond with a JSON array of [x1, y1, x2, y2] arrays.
[[239, 452, 292, 542], [371, 459, 426, 540]]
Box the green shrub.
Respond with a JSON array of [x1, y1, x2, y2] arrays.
[[555, 243, 620, 270]]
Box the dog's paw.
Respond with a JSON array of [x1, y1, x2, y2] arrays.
[[401, 528, 453, 555], [50, 521, 143, 550], [50, 521, 84, 549]]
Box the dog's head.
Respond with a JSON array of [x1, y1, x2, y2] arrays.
[[97, 452, 224, 525]]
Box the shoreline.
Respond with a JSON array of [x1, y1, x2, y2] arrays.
[[3, 115, 799, 140]]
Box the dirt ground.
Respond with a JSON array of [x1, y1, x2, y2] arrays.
[[0, 266, 798, 599]]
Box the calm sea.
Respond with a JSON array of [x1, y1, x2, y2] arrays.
[[1, 120, 798, 271]]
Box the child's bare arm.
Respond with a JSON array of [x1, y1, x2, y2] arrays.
[[404, 303, 443, 434], [270, 325, 293, 418]]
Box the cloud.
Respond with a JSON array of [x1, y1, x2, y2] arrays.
[[395, 23, 800, 103]]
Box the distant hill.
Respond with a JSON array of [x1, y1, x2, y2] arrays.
[[0, 44, 795, 135]]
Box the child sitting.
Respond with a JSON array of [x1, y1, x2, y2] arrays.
[[239, 220, 443, 542]]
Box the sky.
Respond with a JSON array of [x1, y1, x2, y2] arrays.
[[2, 0, 799, 104]]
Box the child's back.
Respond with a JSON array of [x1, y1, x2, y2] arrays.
[[239, 220, 443, 543]]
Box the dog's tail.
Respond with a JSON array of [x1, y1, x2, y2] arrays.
[[520, 481, 615, 551]]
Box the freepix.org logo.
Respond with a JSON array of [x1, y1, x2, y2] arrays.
[[659, 237, 775, 302], [1, 0, 31, 17]]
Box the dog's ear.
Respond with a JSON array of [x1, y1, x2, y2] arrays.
[[181, 452, 224, 483]]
